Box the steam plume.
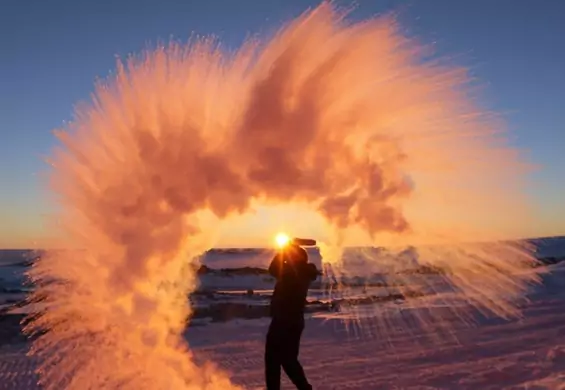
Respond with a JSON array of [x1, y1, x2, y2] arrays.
[[25, 3, 537, 389]]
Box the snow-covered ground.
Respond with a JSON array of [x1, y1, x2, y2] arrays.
[[1, 238, 564, 389], [1, 263, 564, 389]]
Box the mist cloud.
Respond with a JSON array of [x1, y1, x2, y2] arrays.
[[26, 3, 535, 389]]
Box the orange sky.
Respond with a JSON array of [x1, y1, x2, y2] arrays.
[[0, 203, 327, 249], [2, 202, 564, 250]]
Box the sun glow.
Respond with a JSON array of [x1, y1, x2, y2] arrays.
[[275, 232, 291, 248]]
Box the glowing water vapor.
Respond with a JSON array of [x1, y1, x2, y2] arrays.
[[25, 3, 537, 389]]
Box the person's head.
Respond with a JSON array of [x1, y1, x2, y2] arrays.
[[283, 243, 308, 264]]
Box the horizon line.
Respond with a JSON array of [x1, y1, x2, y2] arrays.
[[1, 233, 564, 252]]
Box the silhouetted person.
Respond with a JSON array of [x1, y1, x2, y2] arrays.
[[265, 243, 318, 390]]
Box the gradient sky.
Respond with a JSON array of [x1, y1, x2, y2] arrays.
[[1, 0, 564, 248]]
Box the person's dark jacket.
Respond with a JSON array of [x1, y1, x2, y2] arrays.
[[268, 245, 318, 322]]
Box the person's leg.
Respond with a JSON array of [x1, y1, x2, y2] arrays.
[[265, 321, 282, 390], [280, 323, 312, 390]]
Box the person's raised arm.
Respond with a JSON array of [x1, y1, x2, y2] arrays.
[[305, 263, 318, 282]]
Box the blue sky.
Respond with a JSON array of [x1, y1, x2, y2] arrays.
[[1, 0, 564, 247]]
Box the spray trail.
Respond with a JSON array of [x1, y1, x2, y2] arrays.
[[25, 3, 537, 389]]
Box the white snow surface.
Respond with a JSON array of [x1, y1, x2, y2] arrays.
[[0, 264, 564, 389], [1, 240, 565, 389]]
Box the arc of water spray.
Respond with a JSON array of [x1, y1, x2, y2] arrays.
[[25, 3, 537, 389]]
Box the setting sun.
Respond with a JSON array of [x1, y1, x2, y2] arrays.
[[275, 232, 291, 248]]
